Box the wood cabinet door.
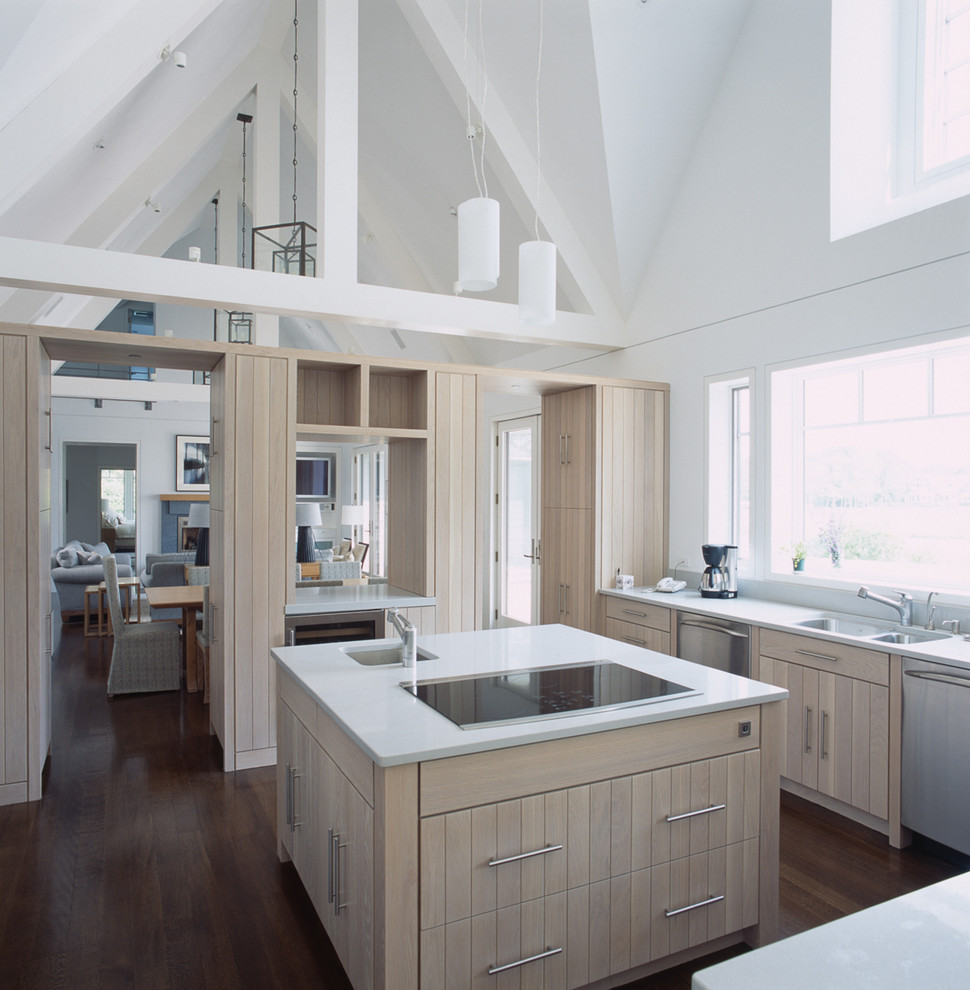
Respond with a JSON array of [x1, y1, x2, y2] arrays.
[[605, 617, 671, 655], [278, 703, 317, 898], [327, 753, 375, 990], [540, 507, 594, 630], [542, 388, 594, 511]]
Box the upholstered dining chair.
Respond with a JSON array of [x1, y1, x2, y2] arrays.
[[104, 555, 182, 697]]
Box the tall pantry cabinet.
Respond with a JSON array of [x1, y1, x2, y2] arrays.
[[541, 384, 668, 633]]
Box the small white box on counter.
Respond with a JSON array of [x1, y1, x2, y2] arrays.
[[615, 573, 634, 589]]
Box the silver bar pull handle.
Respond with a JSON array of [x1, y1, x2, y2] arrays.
[[290, 767, 302, 830], [559, 435, 565, 465], [795, 649, 839, 663], [327, 827, 335, 904], [488, 947, 563, 975], [678, 619, 749, 640], [665, 894, 725, 918], [804, 707, 812, 753], [622, 608, 649, 618], [332, 832, 344, 916], [564, 434, 570, 465], [488, 844, 563, 868], [621, 635, 647, 647], [666, 803, 727, 824], [821, 710, 829, 759], [904, 670, 970, 689], [564, 584, 570, 615], [285, 762, 293, 828]]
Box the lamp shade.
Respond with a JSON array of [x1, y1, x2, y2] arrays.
[[518, 240, 557, 326], [101, 499, 111, 513], [341, 504, 367, 527], [186, 503, 210, 528], [457, 197, 500, 291], [295, 502, 323, 528]]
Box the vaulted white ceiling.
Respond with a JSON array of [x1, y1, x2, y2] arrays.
[[0, 0, 753, 368]]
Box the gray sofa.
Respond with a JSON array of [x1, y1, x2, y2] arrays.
[[140, 552, 196, 620], [50, 541, 133, 620]]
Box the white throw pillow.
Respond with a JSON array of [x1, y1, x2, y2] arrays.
[[55, 546, 79, 568], [78, 550, 102, 565]]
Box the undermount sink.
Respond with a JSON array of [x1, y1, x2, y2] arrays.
[[868, 630, 950, 644], [341, 643, 438, 666], [791, 614, 950, 645], [793, 616, 889, 637]]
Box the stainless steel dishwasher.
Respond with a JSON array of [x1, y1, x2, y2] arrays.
[[675, 613, 750, 677], [902, 656, 970, 856]]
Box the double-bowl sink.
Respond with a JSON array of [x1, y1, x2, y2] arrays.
[[791, 614, 950, 646]]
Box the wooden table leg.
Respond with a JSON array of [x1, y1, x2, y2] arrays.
[[83, 586, 98, 637], [184, 605, 199, 693]]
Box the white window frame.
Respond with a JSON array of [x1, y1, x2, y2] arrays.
[[705, 371, 755, 574]]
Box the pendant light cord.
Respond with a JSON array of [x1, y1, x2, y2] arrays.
[[533, 0, 544, 241], [292, 0, 300, 226], [463, 0, 489, 198]]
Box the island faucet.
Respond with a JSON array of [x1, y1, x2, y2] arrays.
[[387, 608, 417, 667], [857, 586, 913, 626]]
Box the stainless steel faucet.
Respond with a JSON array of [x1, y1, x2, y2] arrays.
[[857, 586, 913, 626], [925, 592, 938, 630], [387, 608, 417, 667]]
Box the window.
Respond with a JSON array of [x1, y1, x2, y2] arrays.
[[707, 375, 752, 563], [771, 337, 970, 592], [919, 0, 970, 175]]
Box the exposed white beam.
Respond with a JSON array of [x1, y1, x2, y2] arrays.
[[396, 0, 624, 327], [0, 235, 624, 348], [0, 0, 222, 219]]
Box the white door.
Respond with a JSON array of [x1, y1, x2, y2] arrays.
[[354, 444, 388, 576], [493, 416, 540, 627]]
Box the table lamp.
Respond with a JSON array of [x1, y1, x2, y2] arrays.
[[341, 504, 367, 544], [296, 502, 323, 563]]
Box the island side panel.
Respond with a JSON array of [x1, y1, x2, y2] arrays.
[[747, 698, 782, 948], [374, 762, 419, 990]]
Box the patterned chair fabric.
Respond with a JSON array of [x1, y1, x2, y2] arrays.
[[104, 555, 182, 696], [184, 565, 210, 586]]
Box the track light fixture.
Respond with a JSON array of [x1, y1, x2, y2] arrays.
[[159, 45, 187, 69]]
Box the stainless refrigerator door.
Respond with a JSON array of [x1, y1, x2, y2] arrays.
[[675, 616, 750, 677], [902, 658, 970, 856]]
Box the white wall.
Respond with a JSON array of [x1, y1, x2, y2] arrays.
[[561, 0, 970, 593], [51, 396, 210, 571]]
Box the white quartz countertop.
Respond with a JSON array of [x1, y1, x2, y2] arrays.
[[692, 871, 970, 989], [601, 587, 970, 669], [286, 583, 435, 616], [272, 624, 787, 767]]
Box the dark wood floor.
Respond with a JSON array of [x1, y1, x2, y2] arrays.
[[0, 623, 963, 989]]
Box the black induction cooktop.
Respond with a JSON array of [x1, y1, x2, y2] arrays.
[[402, 660, 699, 729]]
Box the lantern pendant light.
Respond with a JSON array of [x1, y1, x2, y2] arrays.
[[518, 0, 556, 326], [457, 1, 500, 292]]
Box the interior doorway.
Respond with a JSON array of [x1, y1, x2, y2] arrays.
[[354, 443, 388, 576], [492, 415, 541, 627], [63, 442, 137, 551]]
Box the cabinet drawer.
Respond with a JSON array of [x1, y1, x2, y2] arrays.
[[605, 596, 671, 632], [606, 617, 671, 654], [760, 628, 888, 686], [419, 752, 761, 930], [419, 839, 760, 990]]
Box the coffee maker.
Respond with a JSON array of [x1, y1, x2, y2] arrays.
[[700, 544, 738, 598]]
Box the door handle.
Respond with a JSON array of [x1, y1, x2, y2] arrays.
[[804, 706, 812, 753]]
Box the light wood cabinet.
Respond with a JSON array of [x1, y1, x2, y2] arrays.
[[542, 387, 595, 511], [419, 751, 762, 989], [604, 595, 672, 654], [759, 630, 889, 821], [541, 507, 594, 629], [278, 691, 375, 990]]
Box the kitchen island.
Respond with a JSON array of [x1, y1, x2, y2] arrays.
[[272, 624, 787, 990]]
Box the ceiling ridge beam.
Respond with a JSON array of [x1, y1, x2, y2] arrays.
[[395, 0, 627, 334]]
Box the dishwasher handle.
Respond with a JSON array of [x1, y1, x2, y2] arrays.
[[904, 669, 970, 689], [678, 619, 749, 640]]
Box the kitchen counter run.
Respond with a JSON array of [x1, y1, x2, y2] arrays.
[[601, 587, 970, 668], [286, 582, 435, 615], [272, 624, 787, 767]]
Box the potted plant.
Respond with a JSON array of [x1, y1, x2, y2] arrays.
[[789, 542, 807, 572]]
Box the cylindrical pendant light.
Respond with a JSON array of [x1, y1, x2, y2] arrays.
[[518, 239, 556, 325], [458, 196, 500, 291]]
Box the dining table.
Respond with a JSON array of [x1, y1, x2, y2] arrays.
[[144, 584, 205, 693]]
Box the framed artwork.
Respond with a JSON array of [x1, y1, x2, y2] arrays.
[[175, 435, 210, 492]]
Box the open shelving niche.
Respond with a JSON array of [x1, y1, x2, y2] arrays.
[[295, 360, 432, 596]]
